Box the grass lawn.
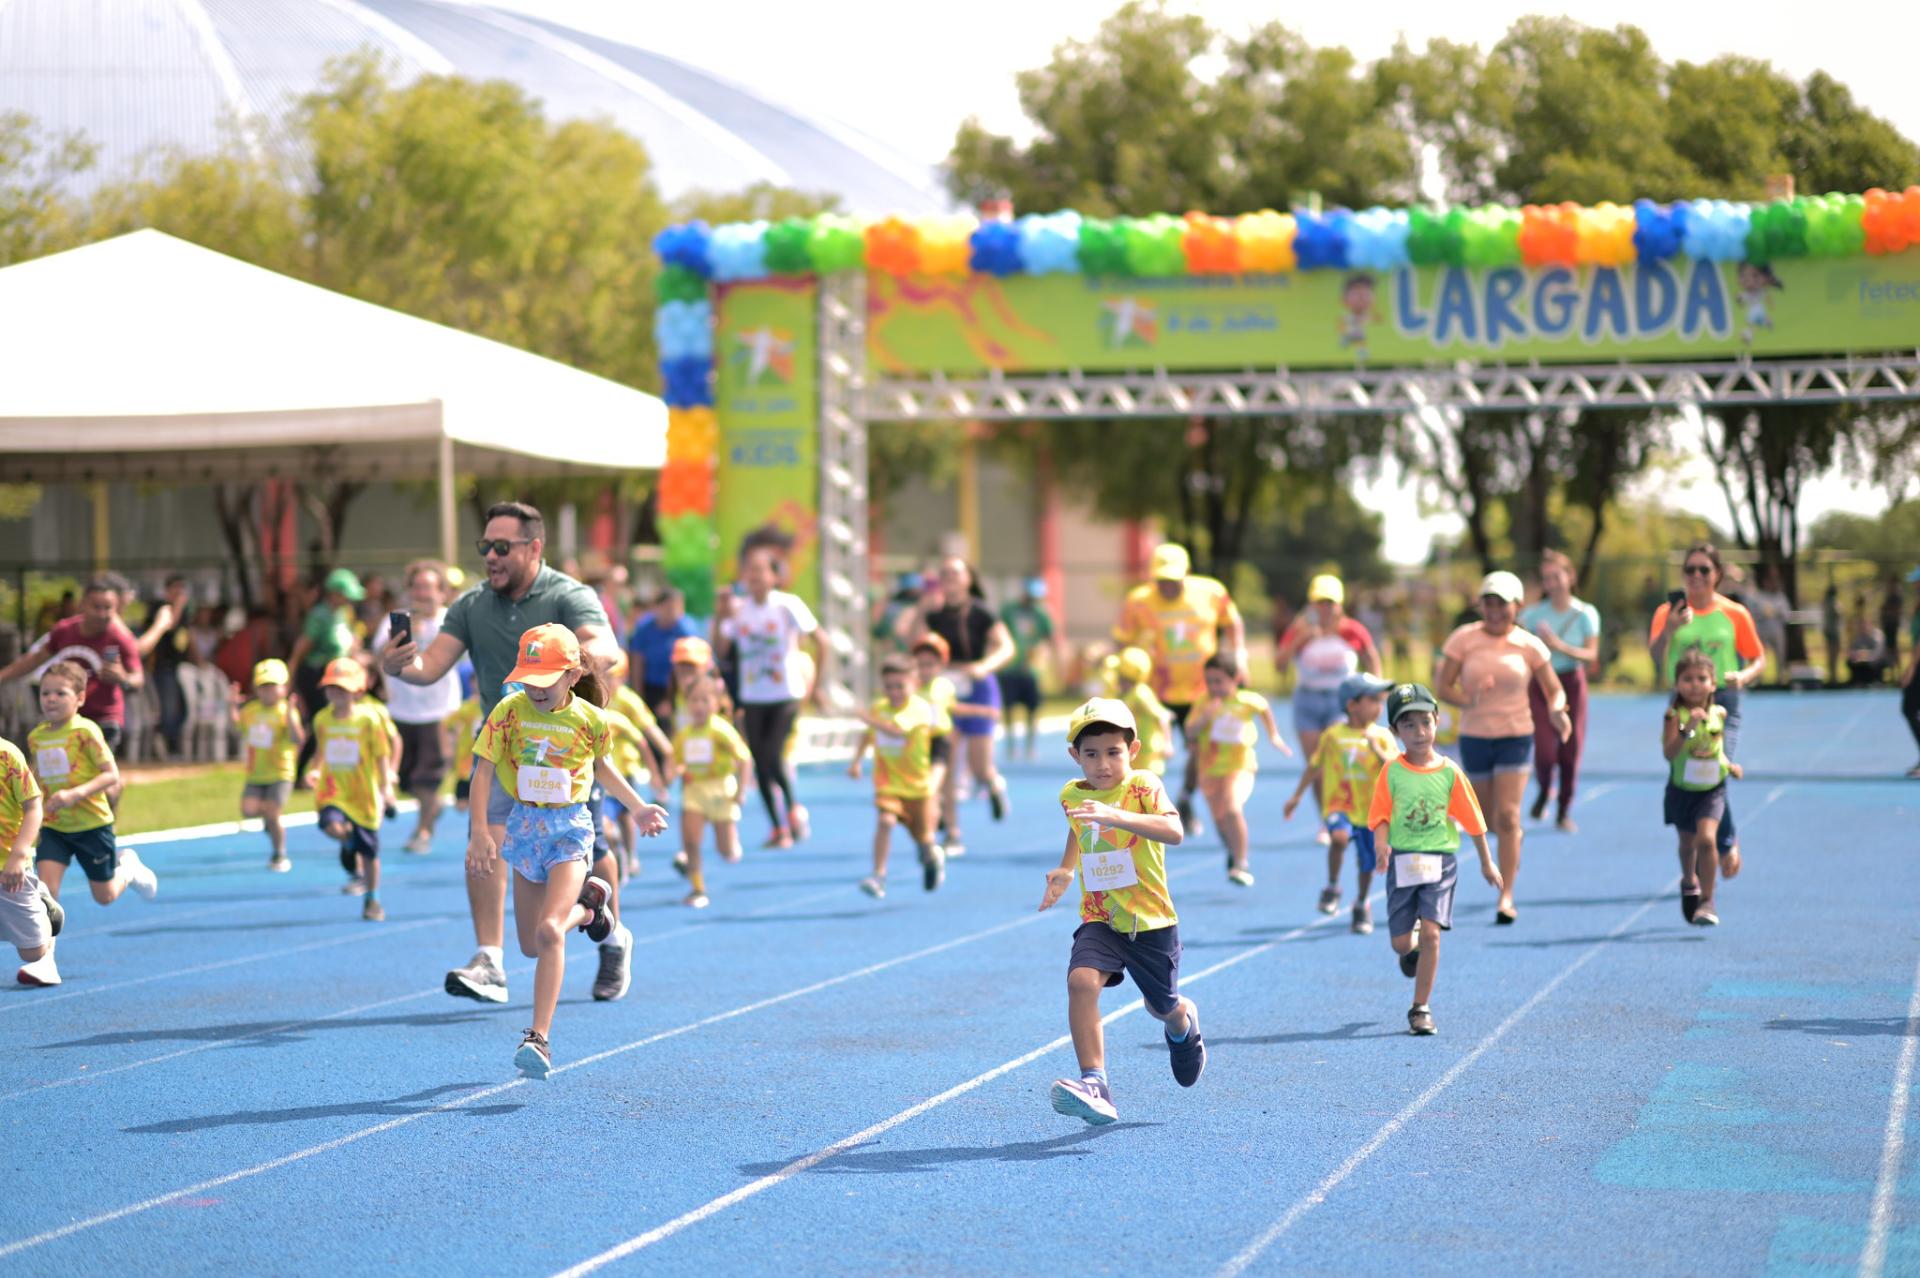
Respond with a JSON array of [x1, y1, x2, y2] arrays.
[[115, 765, 317, 836]]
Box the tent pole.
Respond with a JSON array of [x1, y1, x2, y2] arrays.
[[437, 431, 456, 567]]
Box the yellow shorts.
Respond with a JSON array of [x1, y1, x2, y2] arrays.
[[684, 776, 741, 825], [875, 792, 936, 845]]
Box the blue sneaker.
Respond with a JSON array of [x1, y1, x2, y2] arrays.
[[1167, 999, 1205, 1087], [1049, 1076, 1117, 1125], [515, 1029, 552, 1080]]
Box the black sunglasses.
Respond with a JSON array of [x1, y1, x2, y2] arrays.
[[1683, 563, 1716, 576], [476, 537, 533, 558]]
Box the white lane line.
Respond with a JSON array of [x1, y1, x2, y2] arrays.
[[1859, 951, 1920, 1278], [0, 900, 1070, 1260], [547, 893, 1377, 1278], [1213, 877, 1679, 1277]]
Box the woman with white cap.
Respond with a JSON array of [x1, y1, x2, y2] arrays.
[[1272, 573, 1381, 840], [1435, 570, 1571, 925]]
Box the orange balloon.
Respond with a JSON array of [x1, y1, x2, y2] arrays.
[[864, 216, 922, 275], [1182, 212, 1240, 274]]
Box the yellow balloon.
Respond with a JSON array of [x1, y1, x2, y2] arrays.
[[914, 214, 978, 275], [1234, 210, 1298, 272]]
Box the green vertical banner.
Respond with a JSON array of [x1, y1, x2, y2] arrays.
[[714, 278, 820, 606]]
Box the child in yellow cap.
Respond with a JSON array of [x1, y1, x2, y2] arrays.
[[848, 654, 944, 898], [667, 675, 752, 908], [468, 624, 668, 1079], [310, 657, 392, 919], [233, 658, 305, 871], [1112, 648, 1175, 778], [1186, 653, 1290, 887]]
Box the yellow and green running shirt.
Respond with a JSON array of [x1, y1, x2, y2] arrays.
[[1186, 689, 1271, 777], [1059, 769, 1178, 934], [1366, 755, 1488, 853], [1119, 682, 1174, 776], [28, 716, 115, 834], [446, 697, 481, 782], [313, 702, 392, 829], [1115, 577, 1241, 705], [607, 711, 649, 780], [869, 695, 935, 800], [1668, 704, 1731, 791], [1649, 595, 1763, 684], [238, 699, 299, 785], [477, 691, 613, 808], [672, 713, 751, 785], [1310, 722, 1397, 821], [1, 738, 43, 852], [920, 674, 957, 735]]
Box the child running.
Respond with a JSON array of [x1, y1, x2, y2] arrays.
[[1185, 654, 1290, 886], [310, 657, 392, 919], [3, 734, 62, 987], [1285, 672, 1395, 932], [1041, 698, 1204, 1125], [29, 661, 157, 911], [234, 658, 304, 871], [668, 676, 752, 909], [910, 633, 994, 858], [1663, 647, 1744, 927], [848, 654, 944, 898], [1112, 648, 1175, 780], [605, 653, 669, 876], [467, 624, 667, 1078], [447, 692, 481, 814], [1368, 683, 1501, 1036]]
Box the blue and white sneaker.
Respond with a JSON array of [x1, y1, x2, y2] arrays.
[[515, 1029, 552, 1080], [1167, 999, 1205, 1087], [1049, 1076, 1117, 1126]]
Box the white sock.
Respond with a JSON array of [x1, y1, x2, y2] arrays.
[[478, 945, 504, 966]]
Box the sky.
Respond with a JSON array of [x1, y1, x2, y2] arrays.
[[492, 0, 1916, 562]]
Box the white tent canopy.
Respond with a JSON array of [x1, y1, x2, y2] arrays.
[[0, 230, 667, 560]]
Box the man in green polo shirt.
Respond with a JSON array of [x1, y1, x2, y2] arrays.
[[383, 501, 634, 1005]]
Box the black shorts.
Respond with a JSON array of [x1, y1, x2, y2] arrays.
[[319, 806, 380, 859], [1664, 783, 1727, 832], [454, 777, 472, 802], [1165, 703, 1194, 746], [37, 824, 118, 882], [1069, 921, 1182, 1016], [929, 734, 953, 766], [395, 721, 447, 793], [997, 669, 1041, 712]]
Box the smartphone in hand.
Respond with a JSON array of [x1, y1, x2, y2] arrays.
[[388, 611, 412, 648], [1666, 590, 1687, 610]]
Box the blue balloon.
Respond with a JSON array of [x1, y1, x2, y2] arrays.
[[653, 300, 713, 362], [1346, 206, 1410, 270], [707, 221, 769, 281], [1632, 199, 1682, 262], [1679, 199, 1751, 262], [1292, 210, 1348, 270], [652, 222, 713, 278], [662, 356, 714, 408], [1016, 211, 1082, 274], [969, 220, 1023, 276]]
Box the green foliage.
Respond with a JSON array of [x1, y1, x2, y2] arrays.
[[0, 110, 91, 266], [672, 182, 840, 225], [1807, 502, 1920, 561]]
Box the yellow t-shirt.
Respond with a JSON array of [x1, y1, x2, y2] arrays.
[[1119, 681, 1174, 775], [28, 717, 115, 834], [312, 702, 392, 829], [1115, 577, 1241, 705], [608, 686, 660, 779], [477, 691, 613, 808], [869, 695, 935, 800], [1309, 721, 1396, 820], [672, 714, 751, 785], [1, 738, 43, 853], [1059, 769, 1178, 934], [238, 699, 299, 785], [446, 697, 481, 782], [364, 699, 398, 764], [920, 674, 956, 735], [1186, 689, 1271, 778]]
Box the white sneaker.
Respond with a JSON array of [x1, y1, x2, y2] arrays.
[[119, 848, 158, 901], [18, 938, 59, 986], [858, 876, 886, 898], [403, 830, 432, 855], [1227, 866, 1255, 888]]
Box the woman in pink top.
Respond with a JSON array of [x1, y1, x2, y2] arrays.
[[1435, 570, 1571, 925]]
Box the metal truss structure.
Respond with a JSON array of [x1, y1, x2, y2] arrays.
[[815, 272, 872, 709]]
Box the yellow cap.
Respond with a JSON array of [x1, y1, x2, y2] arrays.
[[1307, 573, 1345, 604], [1067, 696, 1138, 744], [1149, 543, 1190, 581], [251, 658, 290, 688], [1115, 646, 1153, 683]]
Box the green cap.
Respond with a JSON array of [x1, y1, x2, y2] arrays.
[[1386, 682, 1439, 726], [324, 568, 365, 602]]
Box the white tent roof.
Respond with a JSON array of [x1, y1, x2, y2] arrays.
[[0, 230, 666, 485]]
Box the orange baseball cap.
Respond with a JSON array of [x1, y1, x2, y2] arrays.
[[911, 633, 950, 661], [506, 623, 581, 688], [318, 656, 366, 692], [672, 635, 713, 666]]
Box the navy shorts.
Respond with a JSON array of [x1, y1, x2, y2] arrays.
[[1165, 703, 1193, 746], [1664, 783, 1727, 832], [454, 777, 472, 802], [953, 673, 1002, 738], [997, 668, 1041, 712], [1327, 814, 1377, 875], [319, 806, 380, 859], [929, 734, 952, 766], [37, 825, 118, 883], [1459, 734, 1532, 776], [1386, 851, 1458, 937], [1069, 921, 1182, 1017]]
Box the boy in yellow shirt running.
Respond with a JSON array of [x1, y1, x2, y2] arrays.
[[233, 658, 305, 872], [310, 657, 392, 920], [1284, 672, 1395, 933], [668, 676, 752, 909], [1040, 698, 1204, 1126], [849, 654, 944, 898], [29, 661, 157, 909], [1185, 654, 1290, 887], [3, 735, 61, 987]]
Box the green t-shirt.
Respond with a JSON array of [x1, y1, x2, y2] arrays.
[[300, 604, 354, 668], [1668, 704, 1731, 791], [1001, 601, 1054, 673], [1367, 755, 1487, 853], [442, 565, 609, 715], [1653, 597, 1761, 685]]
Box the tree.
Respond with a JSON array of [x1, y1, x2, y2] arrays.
[[673, 182, 841, 224], [0, 110, 90, 267], [1700, 403, 1859, 603]]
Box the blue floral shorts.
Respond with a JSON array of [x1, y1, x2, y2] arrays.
[[502, 802, 595, 884]]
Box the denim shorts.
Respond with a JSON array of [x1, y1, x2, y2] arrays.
[[1069, 921, 1182, 1017], [1326, 813, 1377, 875], [1292, 686, 1345, 736], [1459, 734, 1532, 777], [502, 802, 595, 883]]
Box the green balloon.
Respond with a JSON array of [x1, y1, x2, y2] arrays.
[[655, 264, 708, 303], [762, 218, 814, 275], [807, 216, 866, 273], [1077, 218, 1133, 276], [1122, 213, 1186, 276]]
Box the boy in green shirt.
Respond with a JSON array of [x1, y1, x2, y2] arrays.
[[1367, 684, 1499, 1036]]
